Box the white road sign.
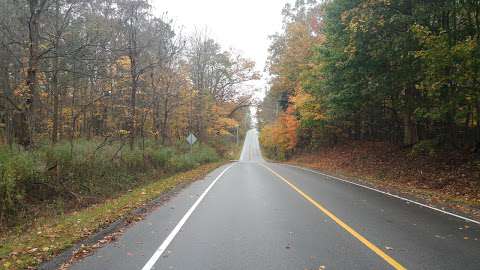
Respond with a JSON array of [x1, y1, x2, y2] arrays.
[[186, 133, 197, 145]]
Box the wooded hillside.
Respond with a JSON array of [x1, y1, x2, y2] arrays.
[[0, 0, 257, 148], [259, 0, 480, 159], [0, 0, 256, 227]]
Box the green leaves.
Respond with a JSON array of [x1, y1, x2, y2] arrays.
[[264, 0, 480, 150]]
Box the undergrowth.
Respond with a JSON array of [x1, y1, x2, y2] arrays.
[[0, 162, 225, 270], [0, 140, 220, 228]]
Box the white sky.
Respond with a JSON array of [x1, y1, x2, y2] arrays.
[[150, 0, 290, 96]]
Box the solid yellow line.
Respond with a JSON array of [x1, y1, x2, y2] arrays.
[[259, 163, 407, 270]]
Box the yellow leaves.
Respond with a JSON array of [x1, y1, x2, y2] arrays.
[[269, 18, 323, 97], [3, 261, 12, 269], [376, 13, 386, 27], [347, 21, 361, 33], [260, 105, 299, 159], [205, 102, 245, 137], [13, 74, 47, 99], [291, 88, 310, 108], [291, 87, 326, 121], [37, 71, 48, 85], [117, 129, 130, 136], [61, 107, 72, 116], [40, 91, 49, 99], [209, 116, 238, 137], [345, 43, 357, 56], [282, 106, 299, 150], [13, 81, 29, 97], [39, 42, 49, 50], [116, 55, 131, 70], [46, 119, 54, 129], [220, 117, 238, 128]]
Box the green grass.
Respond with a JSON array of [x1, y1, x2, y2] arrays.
[[0, 140, 220, 227], [0, 162, 226, 270], [225, 144, 243, 160], [0, 139, 237, 269]]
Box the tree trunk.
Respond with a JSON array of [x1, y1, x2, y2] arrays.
[[476, 97, 480, 147], [129, 54, 137, 150], [161, 94, 169, 144], [14, 111, 31, 147], [51, 0, 60, 144], [403, 86, 419, 146], [23, 0, 47, 148], [403, 114, 418, 146], [52, 73, 59, 143]]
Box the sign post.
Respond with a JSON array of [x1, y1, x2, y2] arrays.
[[186, 133, 197, 154], [236, 126, 239, 145]]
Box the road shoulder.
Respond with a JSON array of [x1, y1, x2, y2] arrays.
[[0, 162, 229, 270], [282, 160, 480, 224]]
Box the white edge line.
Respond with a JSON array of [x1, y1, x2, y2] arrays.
[[141, 163, 235, 270], [281, 163, 480, 225]]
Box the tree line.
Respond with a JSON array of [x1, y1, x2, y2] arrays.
[[259, 0, 480, 158], [0, 0, 257, 150]]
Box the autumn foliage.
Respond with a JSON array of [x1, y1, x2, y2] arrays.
[[260, 0, 480, 154], [260, 105, 298, 160], [258, 0, 480, 220], [0, 0, 257, 231]]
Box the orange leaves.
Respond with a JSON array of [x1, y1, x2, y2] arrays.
[[291, 87, 325, 122], [207, 104, 240, 137], [268, 18, 323, 98], [260, 105, 298, 159], [282, 106, 299, 150], [116, 55, 131, 70], [13, 81, 29, 97], [208, 116, 238, 137]]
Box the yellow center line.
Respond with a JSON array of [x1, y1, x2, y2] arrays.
[[259, 163, 407, 270]]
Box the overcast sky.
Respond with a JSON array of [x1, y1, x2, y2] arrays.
[[150, 0, 289, 95]]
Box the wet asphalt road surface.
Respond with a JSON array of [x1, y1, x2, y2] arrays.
[[69, 130, 480, 270]]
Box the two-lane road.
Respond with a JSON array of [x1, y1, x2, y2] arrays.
[[70, 130, 480, 270]]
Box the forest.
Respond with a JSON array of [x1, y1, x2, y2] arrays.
[[258, 0, 480, 225], [259, 0, 480, 159], [0, 0, 256, 227], [1, 0, 480, 269]]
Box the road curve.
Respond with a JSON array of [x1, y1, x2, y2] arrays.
[[69, 129, 480, 270]]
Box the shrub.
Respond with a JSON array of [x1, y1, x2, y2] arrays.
[[0, 150, 38, 223], [166, 145, 219, 172], [149, 147, 175, 168], [167, 154, 199, 172], [0, 139, 223, 227], [121, 148, 145, 170], [410, 139, 439, 157], [192, 144, 220, 164]]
